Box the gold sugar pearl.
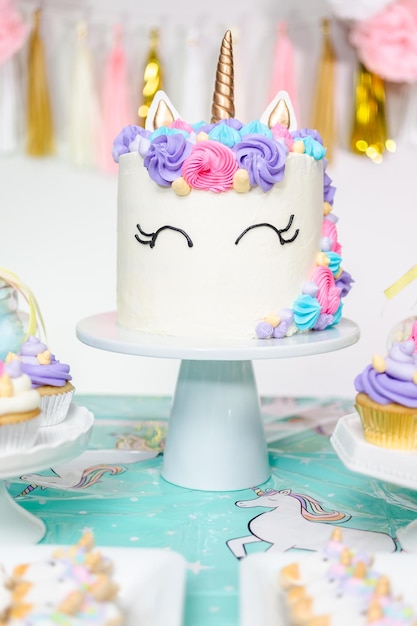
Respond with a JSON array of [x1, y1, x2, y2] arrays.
[[196, 131, 209, 142], [0, 373, 13, 398], [172, 177, 191, 196], [292, 140, 305, 154], [37, 349, 51, 365], [323, 201, 332, 215], [264, 314, 280, 328], [233, 169, 250, 193], [316, 252, 330, 267]]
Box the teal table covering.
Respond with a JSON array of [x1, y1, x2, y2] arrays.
[[6, 395, 417, 626]]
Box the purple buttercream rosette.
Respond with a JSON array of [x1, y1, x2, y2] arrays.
[[335, 270, 354, 298], [21, 357, 72, 388], [112, 125, 149, 162], [233, 134, 287, 192], [144, 133, 192, 187], [291, 128, 324, 144], [324, 170, 336, 205]]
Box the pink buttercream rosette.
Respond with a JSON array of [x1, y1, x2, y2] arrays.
[[349, 0, 417, 82], [181, 141, 238, 193], [0, 0, 29, 64]]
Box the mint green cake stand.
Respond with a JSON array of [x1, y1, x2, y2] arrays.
[[76, 312, 359, 491]]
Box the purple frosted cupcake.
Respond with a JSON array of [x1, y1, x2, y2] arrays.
[[354, 339, 417, 449], [0, 358, 41, 451], [18, 336, 74, 426]]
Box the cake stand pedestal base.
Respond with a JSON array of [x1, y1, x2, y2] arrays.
[[0, 481, 45, 544], [163, 360, 269, 491], [76, 313, 360, 492]]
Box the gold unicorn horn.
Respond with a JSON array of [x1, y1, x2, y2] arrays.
[[211, 30, 235, 123]]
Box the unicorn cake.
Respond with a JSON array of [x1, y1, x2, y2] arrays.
[[113, 31, 353, 341]]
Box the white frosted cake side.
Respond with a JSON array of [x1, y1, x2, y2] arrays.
[[117, 151, 324, 340]]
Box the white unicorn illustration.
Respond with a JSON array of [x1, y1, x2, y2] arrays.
[[226, 487, 397, 558], [16, 448, 159, 496]]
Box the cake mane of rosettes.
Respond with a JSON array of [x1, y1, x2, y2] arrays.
[[112, 118, 330, 195]]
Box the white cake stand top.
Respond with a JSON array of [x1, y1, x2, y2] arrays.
[[76, 312, 360, 361]]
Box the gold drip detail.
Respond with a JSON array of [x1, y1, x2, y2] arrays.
[[138, 29, 163, 127]]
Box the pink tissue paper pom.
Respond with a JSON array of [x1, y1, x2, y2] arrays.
[[0, 0, 29, 64], [349, 0, 417, 83]]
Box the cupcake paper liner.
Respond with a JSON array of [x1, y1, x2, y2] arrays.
[[355, 403, 417, 450], [0, 412, 41, 453], [39, 389, 74, 427]]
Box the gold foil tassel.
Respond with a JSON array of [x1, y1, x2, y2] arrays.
[[350, 63, 392, 163], [138, 29, 163, 128], [25, 9, 54, 156], [211, 30, 234, 123], [310, 19, 336, 163]]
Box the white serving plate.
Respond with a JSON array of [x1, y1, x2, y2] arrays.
[[330, 413, 417, 490], [240, 551, 417, 626], [0, 404, 94, 479], [0, 545, 186, 626]]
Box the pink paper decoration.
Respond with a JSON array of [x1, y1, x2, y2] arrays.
[[267, 21, 299, 121], [99, 24, 132, 173], [0, 0, 29, 64], [349, 0, 417, 83]]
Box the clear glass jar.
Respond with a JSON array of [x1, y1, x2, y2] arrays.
[[0, 279, 25, 361]]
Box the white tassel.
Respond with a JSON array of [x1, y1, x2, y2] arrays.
[[181, 28, 206, 122], [68, 20, 100, 168], [0, 56, 21, 153]]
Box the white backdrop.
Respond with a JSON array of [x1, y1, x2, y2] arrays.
[[2, 0, 417, 399]]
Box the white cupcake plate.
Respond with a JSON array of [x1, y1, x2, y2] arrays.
[[0, 404, 93, 544], [330, 413, 417, 490]]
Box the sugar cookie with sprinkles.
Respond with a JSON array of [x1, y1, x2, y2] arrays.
[[0, 532, 124, 625], [277, 530, 416, 626]]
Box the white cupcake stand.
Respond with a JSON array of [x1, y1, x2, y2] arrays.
[[332, 412, 417, 552], [76, 312, 359, 491], [0, 405, 94, 544], [331, 316, 417, 552]]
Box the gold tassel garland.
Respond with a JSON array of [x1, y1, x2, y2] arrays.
[[310, 19, 336, 163], [25, 9, 54, 156], [138, 29, 163, 128], [350, 63, 394, 163]]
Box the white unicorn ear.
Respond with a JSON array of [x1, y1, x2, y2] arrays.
[[259, 90, 297, 132], [145, 90, 182, 132], [279, 488, 291, 495]]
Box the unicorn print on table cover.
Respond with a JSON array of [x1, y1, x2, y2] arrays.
[[17, 464, 126, 496], [226, 487, 397, 559]]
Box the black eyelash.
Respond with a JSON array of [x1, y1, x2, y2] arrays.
[[234, 214, 299, 246], [135, 224, 193, 248]]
